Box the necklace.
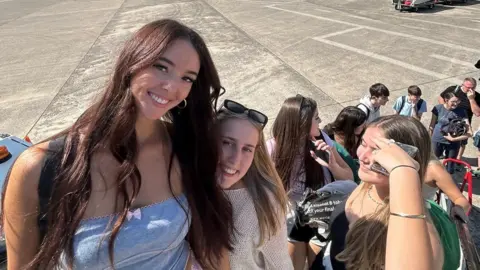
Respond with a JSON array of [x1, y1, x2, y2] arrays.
[[367, 186, 385, 206]]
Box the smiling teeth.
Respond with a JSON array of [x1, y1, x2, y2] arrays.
[[149, 92, 169, 104], [223, 167, 237, 175]]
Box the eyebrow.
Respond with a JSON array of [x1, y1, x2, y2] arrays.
[[158, 57, 198, 77], [223, 136, 256, 148]]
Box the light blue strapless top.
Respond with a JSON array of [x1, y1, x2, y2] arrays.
[[59, 194, 190, 270]]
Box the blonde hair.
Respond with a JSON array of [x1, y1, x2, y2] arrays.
[[216, 110, 288, 245], [336, 115, 431, 269]]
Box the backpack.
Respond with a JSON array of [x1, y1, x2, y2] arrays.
[[398, 96, 424, 114], [357, 103, 370, 119]]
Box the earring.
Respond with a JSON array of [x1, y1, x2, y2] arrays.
[[177, 99, 187, 109]]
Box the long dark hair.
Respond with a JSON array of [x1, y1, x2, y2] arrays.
[[1, 19, 233, 269], [324, 106, 367, 157], [271, 95, 326, 192]]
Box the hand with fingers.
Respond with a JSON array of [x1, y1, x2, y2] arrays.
[[310, 139, 354, 180], [467, 89, 475, 100], [371, 138, 419, 175], [309, 139, 334, 168]]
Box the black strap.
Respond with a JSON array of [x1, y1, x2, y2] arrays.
[[37, 137, 65, 242], [399, 96, 406, 113]]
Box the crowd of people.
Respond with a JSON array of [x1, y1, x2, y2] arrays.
[[0, 19, 478, 270]]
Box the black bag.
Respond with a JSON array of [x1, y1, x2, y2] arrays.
[[439, 112, 467, 138], [289, 187, 349, 242]]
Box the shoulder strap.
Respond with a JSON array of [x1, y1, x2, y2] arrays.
[[399, 96, 406, 113], [357, 103, 370, 119], [37, 137, 65, 242], [417, 99, 424, 111]]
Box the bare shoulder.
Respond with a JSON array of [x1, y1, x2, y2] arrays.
[[5, 141, 51, 202]]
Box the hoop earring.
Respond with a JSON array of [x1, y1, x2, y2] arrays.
[[177, 99, 187, 109]]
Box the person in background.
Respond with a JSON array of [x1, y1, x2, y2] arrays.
[[0, 19, 233, 269], [323, 106, 368, 184], [430, 91, 472, 174], [268, 95, 353, 270], [392, 85, 427, 120], [438, 78, 479, 161], [357, 83, 390, 124], [215, 100, 293, 269]]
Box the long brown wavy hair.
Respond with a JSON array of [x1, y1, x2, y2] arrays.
[[271, 95, 327, 192], [216, 111, 288, 246], [0, 19, 233, 269], [336, 115, 431, 269]]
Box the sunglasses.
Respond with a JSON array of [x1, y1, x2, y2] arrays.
[[220, 99, 268, 127]]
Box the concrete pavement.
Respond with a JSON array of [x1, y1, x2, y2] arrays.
[[1, 0, 480, 242]]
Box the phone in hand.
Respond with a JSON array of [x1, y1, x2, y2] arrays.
[[370, 141, 418, 176], [310, 140, 330, 164]]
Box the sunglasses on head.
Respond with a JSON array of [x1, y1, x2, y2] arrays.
[[220, 99, 268, 127]]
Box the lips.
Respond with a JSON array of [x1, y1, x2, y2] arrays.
[[148, 91, 170, 105], [221, 165, 238, 176]]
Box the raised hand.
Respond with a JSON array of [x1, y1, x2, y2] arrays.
[[370, 138, 419, 175]]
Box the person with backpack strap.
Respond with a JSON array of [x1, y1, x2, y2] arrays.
[[393, 85, 427, 120], [357, 83, 390, 124]]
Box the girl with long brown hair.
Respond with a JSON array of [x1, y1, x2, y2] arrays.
[[215, 100, 292, 269], [292, 115, 460, 270], [1, 19, 233, 269], [267, 95, 353, 269]]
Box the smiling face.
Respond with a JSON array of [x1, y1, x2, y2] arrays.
[[356, 126, 389, 185], [130, 39, 200, 120], [217, 118, 259, 189]]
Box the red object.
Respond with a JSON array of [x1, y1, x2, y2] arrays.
[[24, 136, 32, 143], [404, 0, 412, 5], [442, 158, 473, 215]]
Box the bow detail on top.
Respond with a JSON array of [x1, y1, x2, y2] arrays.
[[127, 209, 142, 221]]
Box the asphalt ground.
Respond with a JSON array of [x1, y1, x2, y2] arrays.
[[1, 0, 480, 247]]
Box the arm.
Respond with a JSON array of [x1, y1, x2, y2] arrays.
[[445, 120, 473, 142], [426, 162, 470, 213], [468, 91, 480, 117], [372, 139, 442, 270], [428, 114, 437, 137], [3, 148, 45, 270], [217, 248, 230, 270], [328, 148, 354, 180], [387, 170, 443, 270]]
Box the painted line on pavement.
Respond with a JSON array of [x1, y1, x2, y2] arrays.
[[267, 5, 480, 54], [312, 36, 461, 84], [429, 54, 476, 67]]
